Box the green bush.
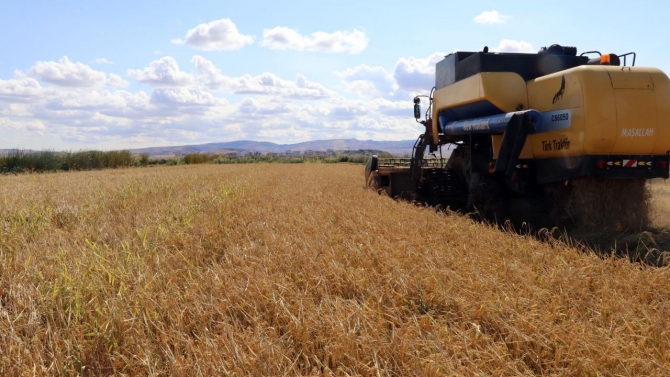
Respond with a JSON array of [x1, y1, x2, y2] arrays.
[[183, 153, 215, 165], [138, 153, 150, 167], [0, 149, 376, 174], [0, 150, 133, 173]]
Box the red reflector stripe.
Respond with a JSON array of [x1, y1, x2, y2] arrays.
[[623, 159, 637, 167]]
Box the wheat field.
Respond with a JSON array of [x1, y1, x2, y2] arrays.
[[1, 164, 670, 376]]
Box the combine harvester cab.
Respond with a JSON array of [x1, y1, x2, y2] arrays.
[[367, 45, 670, 229]]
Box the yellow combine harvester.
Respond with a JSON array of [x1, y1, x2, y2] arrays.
[[366, 45, 670, 228]]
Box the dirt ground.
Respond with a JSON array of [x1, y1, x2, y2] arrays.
[[650, 178, 670, 228]]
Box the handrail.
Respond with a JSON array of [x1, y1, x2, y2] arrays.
[[378, 157, 447, 168], [618, 52, 636, 67]]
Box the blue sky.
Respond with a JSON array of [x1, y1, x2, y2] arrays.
[[1, 0, 669, 150]]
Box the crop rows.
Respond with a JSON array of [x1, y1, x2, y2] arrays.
[[1, 164, 669, 375]]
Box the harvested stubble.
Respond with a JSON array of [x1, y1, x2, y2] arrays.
[[1, 164, 670, 376]]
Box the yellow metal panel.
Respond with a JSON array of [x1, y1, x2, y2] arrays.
[[613, 89, 658, 154], [528, 66, 669, 157], [527, 70, 584, 112], [648, 68, 670, 154], [478, 72, 528, 112], [431, 74, 481, 140], [437, 65, 670, 159], [431, 73, 527, 141], [582, 66, 670, 155], [431, 74, 482, 119], [492, 134, 534, 159], [607, 67, 654, 89], [529, 107, 585, 158], [527, 69, 586, 157], [580, 67, 617, 153], [431, 72, 527, 117], [492, 135, 502, 158]]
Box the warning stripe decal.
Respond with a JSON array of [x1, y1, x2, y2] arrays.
[[604, 160, 655, 168], [623, 159, 638, 168]]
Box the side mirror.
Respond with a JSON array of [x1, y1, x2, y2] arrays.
[[413, 98, 421, 119]]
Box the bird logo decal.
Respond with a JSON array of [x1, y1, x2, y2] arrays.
[[553, 75, 565, 104]]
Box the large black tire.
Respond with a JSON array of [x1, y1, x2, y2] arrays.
[[467, 173, 509, 224], [446, 144, 509, 223], [445, 145, 468, 181]]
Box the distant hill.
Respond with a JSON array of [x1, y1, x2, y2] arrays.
[[130, 139, 416, 157], [0, 139, 418, 157]]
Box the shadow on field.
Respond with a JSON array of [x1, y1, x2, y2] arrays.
[[424, 200, 670, 267], [534, 226, 670, 267], [477, 178, 670, 267], [473, 214, 670, 267]]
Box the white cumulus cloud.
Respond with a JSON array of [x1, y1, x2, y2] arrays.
[[374, 98, 413, 118], [172, 18, 254, 51], [0, 117, 46, 132], [128, 57, 194, 87], [28, 57, 109, 88], [106, 74, 129, 88], [335, 53, 446, 98], [190, 55, 228, 89], [474, 10, 511, 24], [150, 87, 217, 107], [0, 76, 48, 103], [192, 55, 332, 99], [334, 65, 395, 99], [94, 58, 114, 65], [494, 39, 535, 53], [0, 53, 424, 148], [233, 72, 333, 99], [43, 90, 139, 115], [393, 52, 445, 92], [260, 27, 368, 54]]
